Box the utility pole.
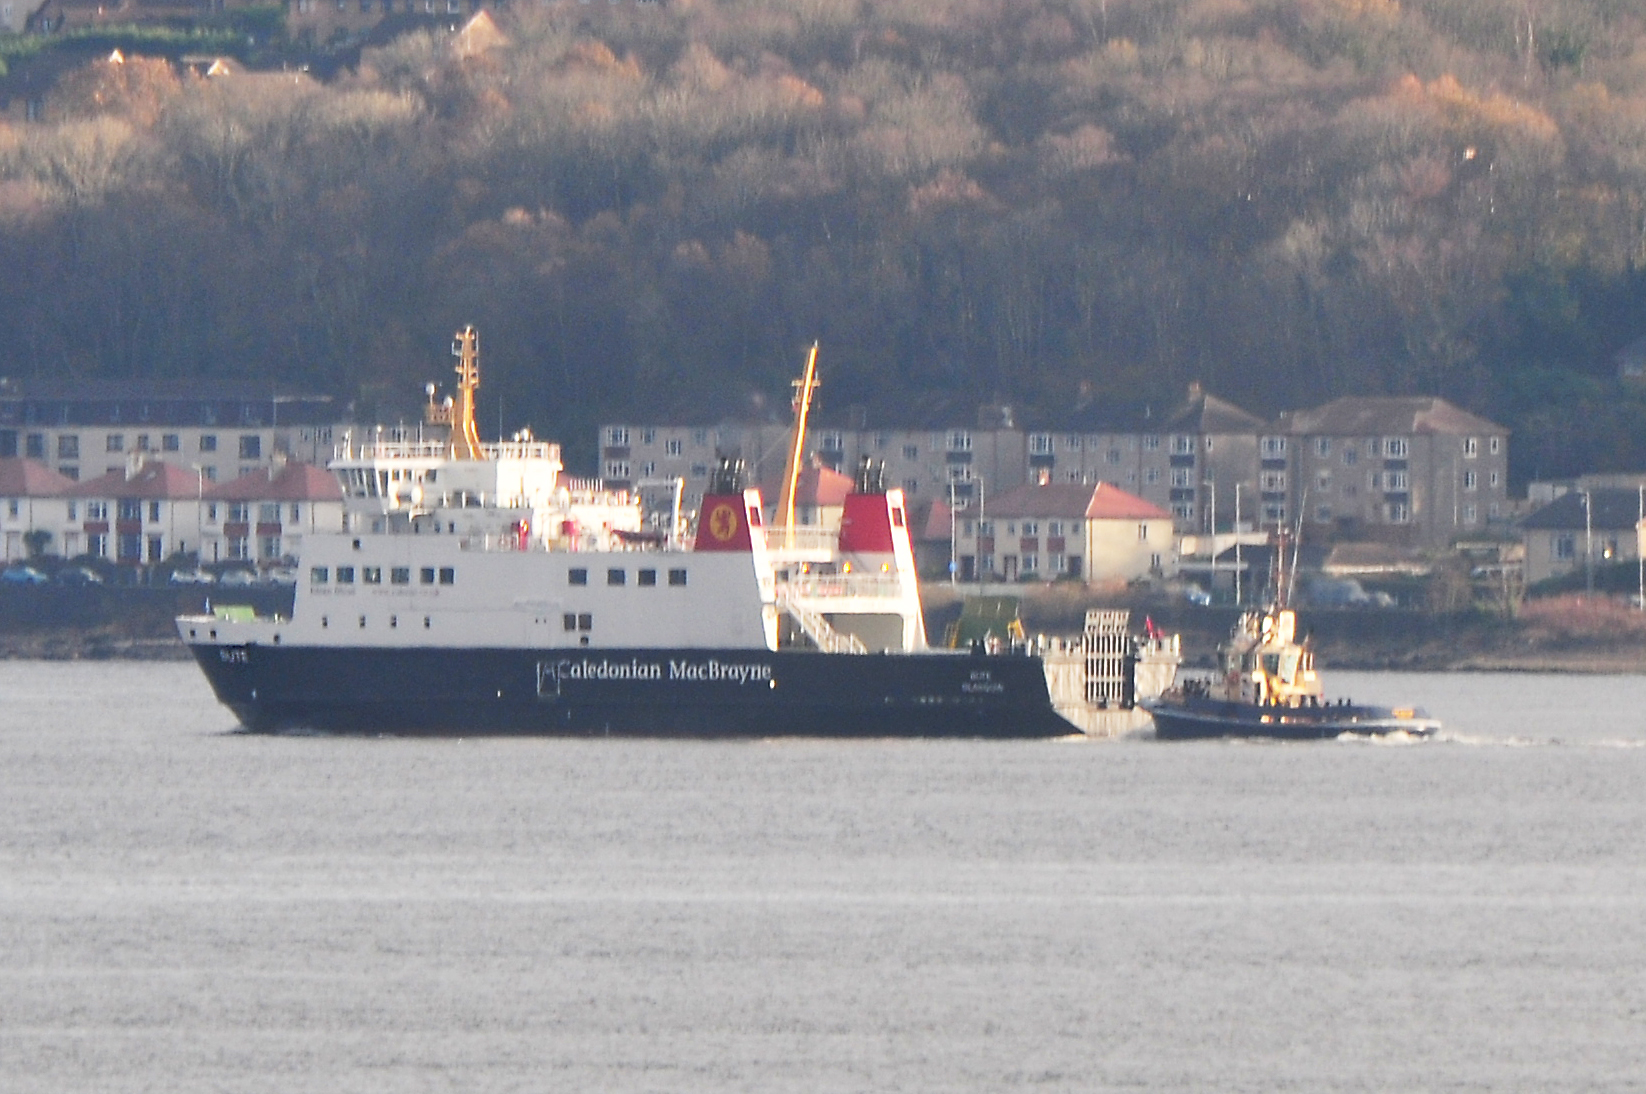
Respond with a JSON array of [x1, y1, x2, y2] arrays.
[[1234, 481, 1242, 607], [1582, 489, 1593, 597]]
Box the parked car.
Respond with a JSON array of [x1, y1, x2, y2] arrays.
[[55, 567, 104, 586], [1, 565, 48, 585], [217, 568, 257, 587], [261, 567, 298, 585]]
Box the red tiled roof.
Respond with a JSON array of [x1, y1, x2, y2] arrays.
[[0, 458, 77, 496], [207, 462, 343, 502], [1084, 482, 1171, 520], [69, 459, 205, 499], [758, 463, 854, 508], [987, 481, 1170, 521]]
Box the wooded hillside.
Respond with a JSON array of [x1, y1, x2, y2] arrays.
[[4, 0, 1646, 478]]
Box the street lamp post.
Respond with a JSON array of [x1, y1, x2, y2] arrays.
[[1582, 489, 1593, 597]]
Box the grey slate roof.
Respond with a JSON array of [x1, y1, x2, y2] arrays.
[[1520, 489, 1642, 532], [1280, 396, 1505, 437]]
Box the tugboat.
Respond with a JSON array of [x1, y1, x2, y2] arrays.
[[1143, 552, 1440, 740], [176, 331, 1178, 737]]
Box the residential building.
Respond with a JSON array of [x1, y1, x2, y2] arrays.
[[200, 460, 346, 565], [0, 457, 77, 561], [0, 378, 347, 486], [67, 458, 211, 564], [1280, 397, 1509, 549], [1519, 488, 1643, 586], [953, 481, 1175, 584]]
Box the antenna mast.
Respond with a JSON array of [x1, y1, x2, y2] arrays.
[[779, 342, 821, 548]]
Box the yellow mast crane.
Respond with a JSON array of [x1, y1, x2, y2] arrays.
[[426, 326, 485, 460], [779, 342, 821, 548]]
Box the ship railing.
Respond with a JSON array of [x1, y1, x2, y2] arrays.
[[774, 586, 869, 654], [764, 528, 842, 554], [332, 439, 563, 462], [777, 573, 904, 601]]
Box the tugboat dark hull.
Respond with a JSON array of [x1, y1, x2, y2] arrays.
[[188, 643, 1075, 738], [1144, 695, 1441, 740]]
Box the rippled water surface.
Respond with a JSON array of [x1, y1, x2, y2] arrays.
[[3, 662, 1644, 1091]]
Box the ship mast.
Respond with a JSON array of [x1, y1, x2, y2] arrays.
[[779, 342, 821, 548], [425, 326, 485, 460]]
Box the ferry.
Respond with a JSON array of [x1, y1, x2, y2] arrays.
[[178, 331, 1177, 737]]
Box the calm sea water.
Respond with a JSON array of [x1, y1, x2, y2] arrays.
[[2, 661, 1644, 1092]]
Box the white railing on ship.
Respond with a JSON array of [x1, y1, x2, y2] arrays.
[[774, 586, 868, 654], [764, 528, 841, 553], [332, 439, 563, 462], [778, 573, 904, 600]]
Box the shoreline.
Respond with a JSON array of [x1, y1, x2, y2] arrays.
[[4, 587, 1645, 674]]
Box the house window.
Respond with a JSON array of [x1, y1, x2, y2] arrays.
[[137, 434, 151, 452], [1144, 467, 1160, 485], [1021, 554, 1039, 574], [1048, 521, 1063, 537], [606, 461, 630, 479], [1260, 471, 1288, 492], [58, 435, 79, 459], [1021, 521, 1038, 536], [1263, 503, 1287, 522], [1343, 447, 1358, 467], [162, 434, 180, 452], [239, 435, 262, 459], [607, 427, 629, 446], [1261, 436, 1287, 458], [692, 429, 709, 446], [1064, 435, 1082, 451], [1463, 504, 1477, 523], [1029, 433, 1053, 456], [902, 445, 919, 461], [1171, 435, 1195, 455], [1490, 437, 1501, 454], [1463, 470, 1477, 491], [1490, 472, 1500, 488], [259, 503, 280, 523], [148, 501, 161, 522], [87, 501, 107, 520], [1315, 437, 1331, 457], [1171, 503, 1195, 520], [641, 429, 656, 445], [1106, 449, 1121, 465], [946, 430, 972, 452], [820, 431, 845, 452], [1138, 523, 1149, 541], [259, 535, 280, 559], [1384, 471, 1409, 491], [1170, 469, 1193, 488], [1143, 435, 1161, 451], [107, 434, 124, 453], [1316, 505, 1333, 522], [665, 439, 683, 456], [1383, 437, 1409, 458], [1464, 437, 1479, 457], [1555, 533, 1575, 561], [200, 435, 218, 453], [1387, 502, 1410, 524], [118, 499, 142, 521]]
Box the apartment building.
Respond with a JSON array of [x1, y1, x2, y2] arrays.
[[952, 481, 1176, 583], [1280, 397, 1509, 549], [0, 378, 347, 487]]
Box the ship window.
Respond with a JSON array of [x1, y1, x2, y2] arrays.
[[363, 567, 382, 585], [438, 567, 454, 585], [390, 567, 410, 585], [336, 566, 355, 584], [669, 568, 687, 586], [563, 613, 577, 631], [892, 508, 905, 527], [569, 568, 588, 586], [423, 616, 431, 628], [321, 616, 328, 628], [390, 616, 398, 628], [578, 613, 592, 631], [420, 567, 435, 584], [359, 615, 367, 628], [310, 567, 329, 584], [638, 569, 657, 586], [607, 568, 626, 586]]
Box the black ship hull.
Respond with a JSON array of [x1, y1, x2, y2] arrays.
[[1144, 695, 1441, 741], [187, 643, 1074, 737]]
